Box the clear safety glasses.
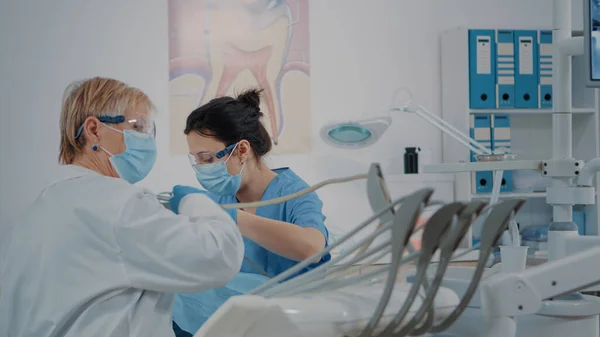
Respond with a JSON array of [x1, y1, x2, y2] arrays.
[[75, 115, 156, 139], [188, 143, 237, 171]]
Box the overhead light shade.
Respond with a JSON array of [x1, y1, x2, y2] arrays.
[[327, 124, 372, 143], [320, 116, 392, 149], [320, 88, 492, 156]]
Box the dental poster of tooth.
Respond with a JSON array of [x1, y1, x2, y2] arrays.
[[168, 0, 312, 156]]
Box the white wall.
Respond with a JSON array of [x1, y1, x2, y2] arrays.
[[0, 0, 585, 237]]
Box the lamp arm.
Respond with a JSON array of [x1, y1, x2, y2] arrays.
[[412, 108, 485, 155], [402, 105, 491, 155], [417, 105, 492, 155], [389, 87, 491, 156]]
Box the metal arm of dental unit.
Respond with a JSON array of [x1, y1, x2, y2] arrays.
[[479, 246, 600, 337]]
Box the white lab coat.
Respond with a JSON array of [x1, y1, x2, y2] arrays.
[[0, 165, 244, 337]]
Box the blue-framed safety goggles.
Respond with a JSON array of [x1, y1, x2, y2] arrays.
[[75, 115, 156, 139], [188, 143, 238, 168]]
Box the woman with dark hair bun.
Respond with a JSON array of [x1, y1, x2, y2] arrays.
[[169, 87, 331, 335]]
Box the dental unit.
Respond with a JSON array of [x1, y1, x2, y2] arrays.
[[169, 161, 527, 337]]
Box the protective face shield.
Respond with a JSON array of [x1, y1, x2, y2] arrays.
[[189, 143, 245, 196]]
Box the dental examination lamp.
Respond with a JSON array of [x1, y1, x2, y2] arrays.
[[320, 88, 493, 157], [320, 83, 599, 256], [321, 88, 521, 247]]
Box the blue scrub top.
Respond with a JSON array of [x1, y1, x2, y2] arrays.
[[173, 168, 331, 335], [207, 167, 331, 278]]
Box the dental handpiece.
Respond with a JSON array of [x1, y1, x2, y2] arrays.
[[357, 189, 434, 337], [428, 199, 526, 334], [407, 201, 488, 337], [377, 203, 466, 337]]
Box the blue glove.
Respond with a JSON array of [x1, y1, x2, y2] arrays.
[[170, 185, 207, 214]]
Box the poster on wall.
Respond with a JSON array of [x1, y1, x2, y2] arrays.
[[168, 0, 312, 156]]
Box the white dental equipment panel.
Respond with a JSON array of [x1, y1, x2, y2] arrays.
[[193, 283, 460, 337]]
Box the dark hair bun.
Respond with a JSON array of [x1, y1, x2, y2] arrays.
[[236, 88, 263, 118], [185, 86, 273, 159]]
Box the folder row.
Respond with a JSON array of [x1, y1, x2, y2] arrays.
[[469, 114, 513, 194], [468, 29, 553, 110]]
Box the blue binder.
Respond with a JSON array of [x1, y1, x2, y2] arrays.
[[469, 30, 496, 109], [491, 114, 513, 192], [573, 210, 586, 235], [539, 30, 553, 108], [514, 30, 539, 108], [470, 114, 493, 193], [496, 30, 515, 108]]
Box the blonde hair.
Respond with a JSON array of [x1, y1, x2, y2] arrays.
[[58, 77, 156, 164]]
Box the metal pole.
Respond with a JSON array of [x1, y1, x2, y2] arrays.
[[549, 0, 576, 261]]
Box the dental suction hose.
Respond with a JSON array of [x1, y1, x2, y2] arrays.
[[157, 173, 369, 210], [223, 173, 369, 209]]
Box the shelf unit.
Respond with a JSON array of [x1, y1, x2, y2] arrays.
[[441, 26, 600, 239], [471, 191, 547, 200], [383, 172, 454, 184], [467, 107, 596, 115]]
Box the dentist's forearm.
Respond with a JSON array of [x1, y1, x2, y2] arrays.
[[236, 210, 325, 262]]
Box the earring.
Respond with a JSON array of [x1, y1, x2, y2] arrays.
[[92, 144, 99, 151]]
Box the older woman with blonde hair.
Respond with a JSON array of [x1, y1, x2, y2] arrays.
[[0, 77, 244, 337]]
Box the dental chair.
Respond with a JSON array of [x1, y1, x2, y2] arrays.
[[186, 164, 526, 337]]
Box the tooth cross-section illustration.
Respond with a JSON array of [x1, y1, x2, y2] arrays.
[[169, 0, 312, 155]]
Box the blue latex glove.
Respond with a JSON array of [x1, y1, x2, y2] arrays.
[[170, 185, 207, 214], [170, 185, 237, 223]]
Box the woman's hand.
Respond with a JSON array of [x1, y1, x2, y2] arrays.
[[170, 185, 237, 222], [170, 185, 207, 214]]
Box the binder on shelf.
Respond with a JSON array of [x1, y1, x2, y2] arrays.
[[496, 30, 515, 108], [573, 210, 586, 236], [470, 114, 493, 193], [491, 114, 513, 192], [539, 30, 553, 108], [514, 30, 539, 108], [469, 29, 496, 109]]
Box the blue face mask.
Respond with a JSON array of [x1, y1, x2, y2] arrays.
[[100, 125, 157, 184], [194, 144, 245, 196]]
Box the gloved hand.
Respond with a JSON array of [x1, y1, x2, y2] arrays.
[[170, 185, 207, 214]]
